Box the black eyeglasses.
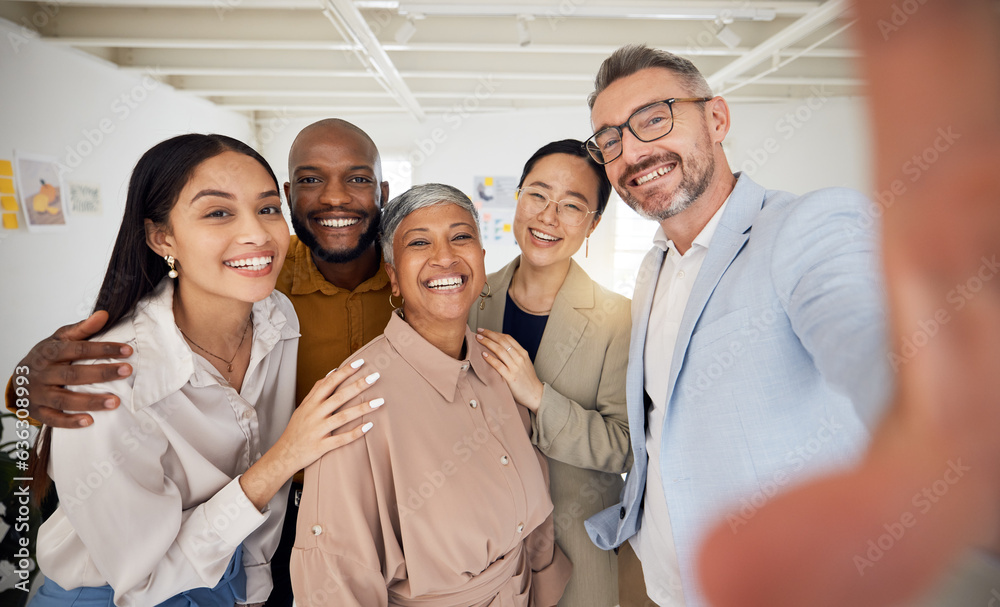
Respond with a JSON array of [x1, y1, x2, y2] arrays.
[[585, 97, 713, 165]]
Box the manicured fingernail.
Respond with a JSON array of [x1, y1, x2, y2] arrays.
[[118, 365, 131, 376], [79, 419, 91, 427], [326, 368, 338, 377], [370, 398, 385, 409], [477, 328, 484, 332], [121, 346, 133, 355], [362, 422, 374, 433], [365, 372, 380, 384], [351, 359, 365, 369], [475, 334, 483, 340], [482, 352, 489, 358], [104, 398, 117, 409]]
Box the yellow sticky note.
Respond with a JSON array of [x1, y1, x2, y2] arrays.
[[3, 213, 18, 229], [503, 223, 512, 232], [0, 178, 13, 194], [0, 160, 12, 176], [1, 195, 16, 211], [484, 177, 494, 186]]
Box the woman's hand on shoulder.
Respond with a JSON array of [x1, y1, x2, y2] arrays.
[[476, 328, 544, 412], [240, 360, 385, 510], [271, 360, 385, 474]]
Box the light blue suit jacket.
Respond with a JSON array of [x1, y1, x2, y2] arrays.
[[585, 173, 892, 606]]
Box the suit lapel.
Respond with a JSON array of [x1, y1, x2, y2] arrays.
[[665, 175, 765, 401], [535, 260, 593, 381]]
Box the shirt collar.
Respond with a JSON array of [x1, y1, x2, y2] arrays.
[[288, 236, 390, 296], [129, 277, 297, 410], [652, 194, 732, 256], [382, 311, 492, 403]]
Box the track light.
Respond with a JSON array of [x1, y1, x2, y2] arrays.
[[713, 18, 741, 49], [516, 14, 533, 47]]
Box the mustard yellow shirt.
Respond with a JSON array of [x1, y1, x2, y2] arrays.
[[274, 236, 394, 407]]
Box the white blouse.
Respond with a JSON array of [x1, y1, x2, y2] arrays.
[[36, 278, 299, 606]]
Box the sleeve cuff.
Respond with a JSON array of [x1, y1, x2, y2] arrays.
[[533, 383, 572, 451], [243, 561, 274, 604]]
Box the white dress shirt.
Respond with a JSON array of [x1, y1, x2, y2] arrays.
[[632, 198, 729, 606], [37, 278, 299, 607]]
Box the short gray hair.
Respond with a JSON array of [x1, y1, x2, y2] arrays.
[[380, 183, 481, 265], [588, 44, 712, 109]]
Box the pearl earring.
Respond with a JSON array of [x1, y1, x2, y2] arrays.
[[165, 255, 178, 278]]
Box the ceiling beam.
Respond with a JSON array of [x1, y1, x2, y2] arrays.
[[49, 37, 857, 58], [397, 2, 823, 19], [707, 0, 849, 90], [322, 0, 425, 120]]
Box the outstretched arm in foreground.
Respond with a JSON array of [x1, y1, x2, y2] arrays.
[[698, 2, 1000, 606]]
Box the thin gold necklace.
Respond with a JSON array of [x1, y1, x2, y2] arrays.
[[179, 313, 253, 376]]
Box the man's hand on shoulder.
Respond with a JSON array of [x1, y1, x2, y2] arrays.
[[7, 311, 133, 428]]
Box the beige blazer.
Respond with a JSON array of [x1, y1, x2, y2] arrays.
[[469, 257, 632, 607]]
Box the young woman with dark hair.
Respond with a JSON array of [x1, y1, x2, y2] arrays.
[[28, 133, 382, 607], [469, 139, 632, 606]]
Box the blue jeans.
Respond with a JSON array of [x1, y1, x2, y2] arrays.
[[29, 545, 246, 607]]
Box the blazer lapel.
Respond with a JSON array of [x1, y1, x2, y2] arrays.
[[665, 174, 765, 400], [535, 260, 593, 381]]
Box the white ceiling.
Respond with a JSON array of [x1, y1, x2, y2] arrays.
[[2, 0, 862, 123]]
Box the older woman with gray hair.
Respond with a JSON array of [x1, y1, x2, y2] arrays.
[[290, 183, 570, 606]]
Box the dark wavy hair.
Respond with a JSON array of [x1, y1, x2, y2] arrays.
[[517, 139, 613, 217], [29, 133, 279, 504]]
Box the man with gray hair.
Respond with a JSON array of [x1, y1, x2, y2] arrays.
[[582, 44, 891, 606]]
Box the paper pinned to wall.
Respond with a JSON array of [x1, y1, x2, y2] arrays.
[[473, 175, 518, 245], [68, 182, 102, 215], [15, 151, 68, 232]]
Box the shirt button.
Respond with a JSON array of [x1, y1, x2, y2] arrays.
[[677, 270, 686, 279], [243, 410, 253, 420], [470, 400, 478, 408], [500, 455, 509, 465], [619, 506, 626, 520], [460, 363, 469, 371], [311, 525, 323, 536], [517, 523, 524, 533]]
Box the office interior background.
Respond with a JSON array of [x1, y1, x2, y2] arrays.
[[0, 0, 870, 402]]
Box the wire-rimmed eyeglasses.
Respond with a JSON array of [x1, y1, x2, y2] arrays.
[[585, 97, 713, 165]]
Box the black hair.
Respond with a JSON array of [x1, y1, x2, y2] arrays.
[[29, 133, 279, 504], [517, 139, 613, 216]]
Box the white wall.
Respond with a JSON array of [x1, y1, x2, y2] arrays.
[[0, 19, 253, 383]]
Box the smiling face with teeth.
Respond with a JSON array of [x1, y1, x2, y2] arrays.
[[147, 151, 289, 311], [285, 121, 388, 269], [513, 153, 603, 272], [385, 202, 486, 344], [591, 67, 732, 225]]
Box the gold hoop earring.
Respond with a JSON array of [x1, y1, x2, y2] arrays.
[[479, 282, 492, 311], [389, 293, 403, 309], [165, 255, 178, 278]]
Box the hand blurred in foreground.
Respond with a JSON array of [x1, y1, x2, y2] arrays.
[[698, 1, 1000, 606]]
